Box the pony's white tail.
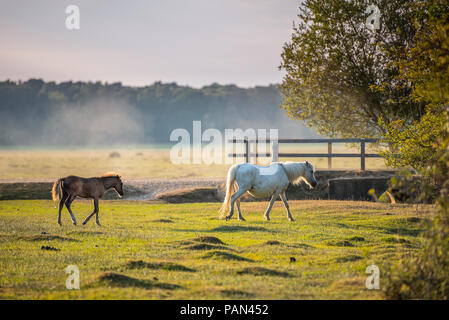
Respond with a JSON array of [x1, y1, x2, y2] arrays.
[[219, 164, 238, 216]]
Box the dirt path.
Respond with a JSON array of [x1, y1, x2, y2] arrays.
[[123, 178, 224, 200], [0, 178, 225, 201], [0, 170, 396, 201]]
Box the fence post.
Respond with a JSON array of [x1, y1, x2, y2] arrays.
[[255, 139, 258, 164], [360, 138, 366, 171], [328, 142, 332, 169], [271, 140, 279, 162], [245, 138, 250, 163]]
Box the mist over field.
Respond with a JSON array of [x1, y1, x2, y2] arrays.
[[0, 79, 317, 146]]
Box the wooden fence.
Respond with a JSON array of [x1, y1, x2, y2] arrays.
[[228, 138, 381, 171]]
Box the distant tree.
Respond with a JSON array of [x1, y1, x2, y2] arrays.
[[0, 80, 308, 145], [279, 0, 425, 138]]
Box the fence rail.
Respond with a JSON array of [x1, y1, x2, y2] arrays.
[[228, 138, 381, 171]]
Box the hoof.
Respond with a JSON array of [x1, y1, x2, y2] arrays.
[[238, 217, 246, 221], [58, 222, 62, 226], [288, 218, 295, 222], [96, 221, 102, 226], [72, 222, 77, 226], [82, 221, 87, 225], [264, 216, 270, 221], [225, 216, 231, 221]]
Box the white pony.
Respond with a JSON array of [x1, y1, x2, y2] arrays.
[[219, 161, 317, 221]]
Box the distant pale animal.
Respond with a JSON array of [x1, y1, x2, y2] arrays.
[[51, 173, 124, 226], [219, 161, 317, 221]]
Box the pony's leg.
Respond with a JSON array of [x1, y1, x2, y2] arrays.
[[57, 192, 68, 226], [264, 192, 279, 221], [65, 195, 77, 225], [226, 187, 248, 221], [82, 198, 99, 225], [236, 198, 245, 221], [234, 185, 245, 221], [280, 192, 294, 222]]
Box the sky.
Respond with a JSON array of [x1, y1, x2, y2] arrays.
[[0, 0, 302, 88]]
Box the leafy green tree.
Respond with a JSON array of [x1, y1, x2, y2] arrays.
[[380, 107, 446, 170], [383, 0, 449, 299], [380, 0, 449, 171], [385, 127, 449, 299], [400, 0, 449, 105], [280, 0, 425, 138]]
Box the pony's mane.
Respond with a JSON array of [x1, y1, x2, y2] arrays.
[[281, 161, 314, 185], [100, 172, 122, 179]]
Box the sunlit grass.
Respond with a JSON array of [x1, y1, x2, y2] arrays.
[[0, 199, 432, 299], [0, 144, 387, 180]]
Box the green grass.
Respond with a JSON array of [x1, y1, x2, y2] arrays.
[[0, 199, 432, 299]]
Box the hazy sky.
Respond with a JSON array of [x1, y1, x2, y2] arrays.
[[0, 0, 301, 88]]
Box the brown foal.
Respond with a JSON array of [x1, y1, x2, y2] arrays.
[[51, 173, 124, 226]]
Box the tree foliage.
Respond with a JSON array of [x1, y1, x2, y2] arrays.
[[280, 0, 426, 138], [380, 106, 446, 170], [380, 0, 449, 171], [383, 0, 449, 299], [385, 129, 449, 299]]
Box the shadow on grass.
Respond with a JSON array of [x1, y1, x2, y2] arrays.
[[335, 254, 364, 263], [325, 240, 354, 247], [378, 236, 411, 244], [220, 289, 254, 298], [383, 227, 422, 237], [191, 236, 225, 245], [18, 234, 79, 242], [202, 250, 253, 262], [183, 243, 231, 251], [151, 219, 174, 223], [236, 267, 290, 277], [125, 260, 195, 272], [66, 230, 103, 236], [348, 236, 365, 242], [211, 225, 269, 233], [93, 272, 182, 290]]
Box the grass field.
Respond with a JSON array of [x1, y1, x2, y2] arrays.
[[0, 144, 386, 180], [0, 199, 433, 299]]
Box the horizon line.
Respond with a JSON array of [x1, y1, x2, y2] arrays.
[[0, 78, 281, 90]]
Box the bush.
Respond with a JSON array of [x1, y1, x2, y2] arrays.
[[384, 134, 449, 299], [380, 106, 446, 171]]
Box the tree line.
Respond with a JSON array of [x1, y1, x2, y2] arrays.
[[0, 80, 314, 146]]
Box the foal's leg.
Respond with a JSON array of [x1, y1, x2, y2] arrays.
[[264, 192, 280, 221], [280, 192, 294, 222], [226, 186, 248, 221], [57, 192, 68, 226], [65, 195, 77, 225], [95, 199, 101, 226], [82, 198, 99, 225]]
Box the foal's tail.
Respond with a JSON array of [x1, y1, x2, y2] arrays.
[[51, 179, 63, 202], [219, 164, 239, 216]]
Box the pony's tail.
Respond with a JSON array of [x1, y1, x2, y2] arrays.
[[51, 179, 62, 202], [219, 165, 238, 216]]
